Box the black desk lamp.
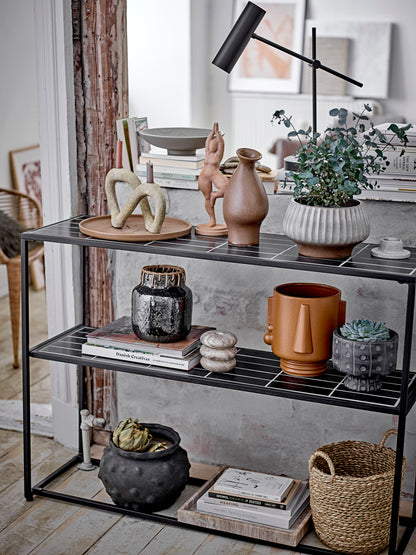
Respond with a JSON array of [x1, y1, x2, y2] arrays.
[[212, 1, 363, 134]]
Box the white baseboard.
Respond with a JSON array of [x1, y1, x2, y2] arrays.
[[0, 400, 53, 437]]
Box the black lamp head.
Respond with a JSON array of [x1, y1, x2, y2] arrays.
[[212, 1, 266, 73]]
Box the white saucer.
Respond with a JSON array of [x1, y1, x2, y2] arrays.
[[371, 247, 411, 259]]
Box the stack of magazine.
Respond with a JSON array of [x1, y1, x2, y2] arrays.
[[82, 316, 213, 371], [196, 468, 310, 529]]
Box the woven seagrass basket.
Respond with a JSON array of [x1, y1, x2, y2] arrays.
[[308, 429, 405, 555]]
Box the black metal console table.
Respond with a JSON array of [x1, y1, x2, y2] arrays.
[[21, 216, 416, 554]]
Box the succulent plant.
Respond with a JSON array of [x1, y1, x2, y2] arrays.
[[112, 418, 152, 451], [340, 319, 390, 342], [112, 418, 168, 452]]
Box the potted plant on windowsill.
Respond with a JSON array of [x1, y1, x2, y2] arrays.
[[272, 106, 411, 258]]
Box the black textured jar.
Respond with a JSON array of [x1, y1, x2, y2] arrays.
[[132, 265, 192, 343], [98, 423, 190, 512]]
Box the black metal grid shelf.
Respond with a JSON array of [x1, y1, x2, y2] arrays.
[[22, 216, 416, 555], [22, 216, 416, 283], [30, 325, 416, 415]]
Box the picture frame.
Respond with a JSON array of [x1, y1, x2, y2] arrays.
[[9, 144, 42, 205], [229, 0, 306, 94]]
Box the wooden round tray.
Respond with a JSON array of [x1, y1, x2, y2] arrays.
[[79, 215, 192, 242]]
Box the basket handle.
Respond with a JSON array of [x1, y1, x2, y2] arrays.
[[308, 450, 336, 479], [379, 428, 398, 448]]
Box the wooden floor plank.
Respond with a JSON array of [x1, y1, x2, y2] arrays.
[[138, 523, 209, 554], [0, 288, 50, 404], [0, 434, 65, 494], [31, 490, 122, 555], [85, 517, 165, 555], [0, 468, 103, 554], [0, 443, 76, 532], [249, 544, 301, 555], [0, 428, 24, 454], [194, 534, 255, 554], [0, 361, 49, 401]]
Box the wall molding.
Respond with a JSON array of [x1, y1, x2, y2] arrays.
[[33, 0, 80, 449]]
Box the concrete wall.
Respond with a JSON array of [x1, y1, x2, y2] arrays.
[[114, 192, 416, 495], [120, 0, 416, 496]]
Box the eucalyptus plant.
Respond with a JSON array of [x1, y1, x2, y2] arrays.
[[271, 106, 411, 207]]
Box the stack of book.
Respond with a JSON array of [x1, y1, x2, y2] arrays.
[[136, 150, 205, 185], [362, 122, 416, 202], [82, 316, 213, 370], [196, 467, 310, 529]]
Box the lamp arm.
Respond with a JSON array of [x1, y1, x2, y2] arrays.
[[251, 33, 363, 88]]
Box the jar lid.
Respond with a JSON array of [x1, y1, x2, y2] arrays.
[[140, 265, 186, 287]]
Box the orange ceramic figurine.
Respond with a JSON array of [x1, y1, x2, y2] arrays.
[[195, 122, 228, 236]]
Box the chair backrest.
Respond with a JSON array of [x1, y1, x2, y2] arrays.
[[0, 188, 42, 231]]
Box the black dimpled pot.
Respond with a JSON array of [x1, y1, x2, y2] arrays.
[[98, 423, 190, 512]]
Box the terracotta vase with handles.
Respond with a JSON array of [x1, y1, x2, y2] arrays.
[[223, 148, 269, 246], [264, 283, 346, 377]]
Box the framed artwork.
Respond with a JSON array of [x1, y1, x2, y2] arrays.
[[9, 145, 42, 205], [229, 0, 306, 94]]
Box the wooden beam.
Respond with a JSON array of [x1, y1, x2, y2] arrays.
[[72, 0, 128, 441]]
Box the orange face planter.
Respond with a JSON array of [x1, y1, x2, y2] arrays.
[[264, 283, 346, 377]]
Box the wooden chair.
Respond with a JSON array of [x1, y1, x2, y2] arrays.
[[0, 188, 44, 367]]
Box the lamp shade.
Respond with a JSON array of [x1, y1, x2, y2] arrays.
[[212, 1, 266, 73]]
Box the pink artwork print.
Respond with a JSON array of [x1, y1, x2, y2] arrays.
[[240, 3, 295, 79], [22, 160, 42, 205]]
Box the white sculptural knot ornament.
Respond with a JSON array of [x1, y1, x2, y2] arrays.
[[105, 168, 166, 233]]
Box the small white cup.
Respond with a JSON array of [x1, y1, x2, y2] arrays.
[[379, 237, 404, 253]]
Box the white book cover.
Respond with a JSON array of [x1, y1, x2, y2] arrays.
[[196, 491, 309, 529], [137, 163, 201, 176], [140, 150, 205, 162], [136, 166, 199, 181], [373, 123, 416, 146], [206, 483, 309, 517], [211, 468, 294, 502], [367, 149, 416, 176], [81, 343, 201, 370]]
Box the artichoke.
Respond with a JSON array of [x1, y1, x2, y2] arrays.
[[112, 418, 152, 452], [340, 319, 390, 342], [112, 418, 168, 452]]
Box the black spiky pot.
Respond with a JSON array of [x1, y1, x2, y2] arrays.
[[98, 423, 190, 512], [332, 327, 398, 392]]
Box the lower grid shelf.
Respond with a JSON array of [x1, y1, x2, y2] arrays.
[[30, 454, 414, 555], [30, 325, 416, 414]]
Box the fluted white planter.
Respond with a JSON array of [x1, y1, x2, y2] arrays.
[[283, 198, 370, 259]]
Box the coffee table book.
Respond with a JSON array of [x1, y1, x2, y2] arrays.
[[178, 466, 311, 547], [209, 479, 308, 513], [209, 467, 294, 503], [85, 316, 213, 358], [81, 343, 201, 371], [197, 489, 310, 529]]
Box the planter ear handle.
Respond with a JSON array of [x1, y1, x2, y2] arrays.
[[379, 428, 398, 448], [308, 450, 336, 482], [263, 296, 274, 345]]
